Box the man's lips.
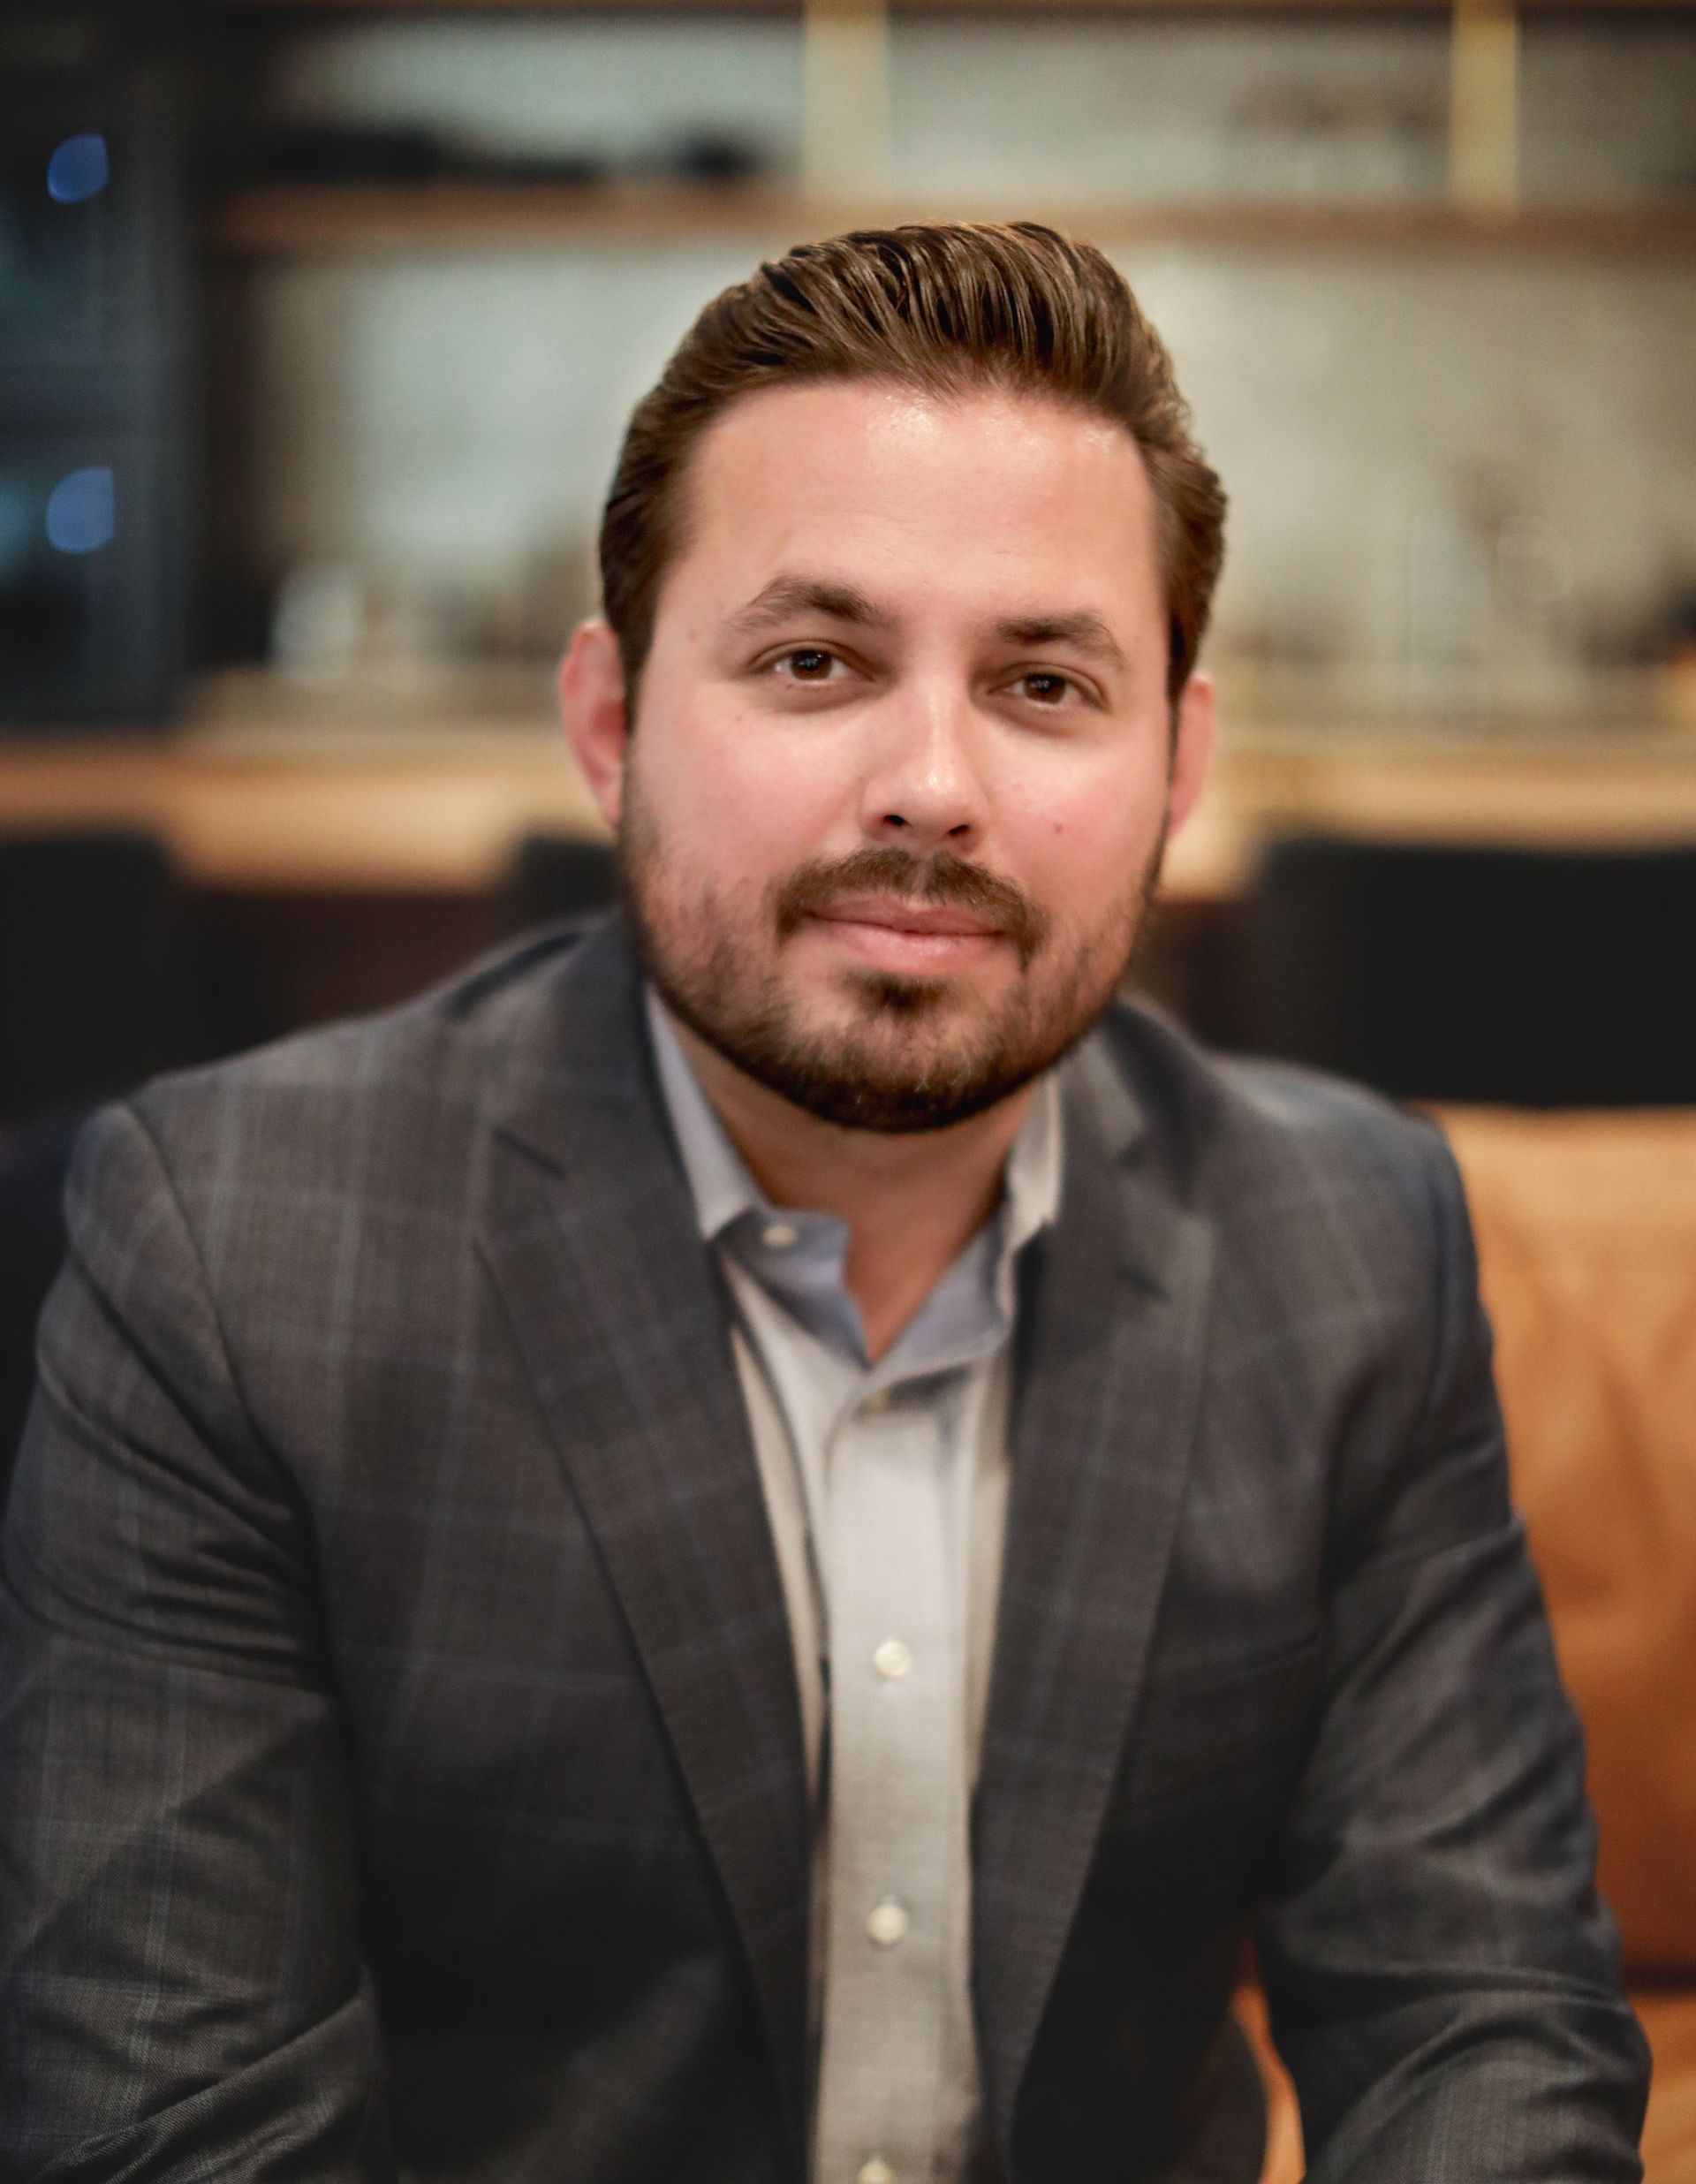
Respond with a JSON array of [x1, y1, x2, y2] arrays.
[[812, 899, 1001, 938], [806, 903, 1006, 974]]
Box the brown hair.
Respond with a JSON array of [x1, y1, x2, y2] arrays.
[[598, 220, 1226, 711]]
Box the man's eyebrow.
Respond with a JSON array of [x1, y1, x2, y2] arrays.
[[725, 582, 1130, 672], [727, 576, 888, 635], [994, 612, 1128, 671]]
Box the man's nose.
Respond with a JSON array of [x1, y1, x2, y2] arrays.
[[855, 676, 989, 847]]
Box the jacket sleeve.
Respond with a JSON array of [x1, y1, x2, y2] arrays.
[[0, 1100, 392, 2182], [1252, 1117, 1652, 2182]]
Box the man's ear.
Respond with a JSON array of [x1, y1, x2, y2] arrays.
[[558, 618, 629, 832], [1165, 669, 1216, 839]]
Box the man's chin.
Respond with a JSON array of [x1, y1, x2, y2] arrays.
[[771, 1073, 1030, 1137], [756, 1012, 1065, 1134], [800, 970, 976, 1037]]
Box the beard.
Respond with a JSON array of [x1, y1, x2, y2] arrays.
[[614, 754, 1169, 1136]]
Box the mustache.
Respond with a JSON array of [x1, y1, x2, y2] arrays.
[[778, 848, 1037, 950]]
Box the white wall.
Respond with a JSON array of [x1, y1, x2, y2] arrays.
[[223, 14, 1696, 701]]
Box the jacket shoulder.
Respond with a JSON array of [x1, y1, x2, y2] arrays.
[[1087, 998, 1468, 1300], [63, 921, 607, 1239], [1098, 996, 1452, 1179], [1086, 1006, 1483, 1521], [125, 921, 592, 1140]]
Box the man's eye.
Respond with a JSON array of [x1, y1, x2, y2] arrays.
[[1016, 671, 1077, 705], [771, 648, 841, 681]]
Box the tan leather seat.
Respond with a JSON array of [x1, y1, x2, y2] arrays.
[[1242, 1107, 1696, 2182]]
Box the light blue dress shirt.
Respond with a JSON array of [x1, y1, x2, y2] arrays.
[[642, 982, 1064, 2184]]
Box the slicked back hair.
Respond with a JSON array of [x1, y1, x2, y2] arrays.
[[597, 222, 1227, 717]]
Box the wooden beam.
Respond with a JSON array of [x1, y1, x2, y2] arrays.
[[803, 0, 890, 202], [1450, 0, 1520, 210]]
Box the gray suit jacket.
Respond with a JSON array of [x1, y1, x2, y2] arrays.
[[0, 909, 1650, 2182]]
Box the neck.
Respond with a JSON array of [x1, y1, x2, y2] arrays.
[[667, 1014, 1036, 1354]]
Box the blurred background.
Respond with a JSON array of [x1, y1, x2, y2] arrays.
[[2, 0, 1694, 1122]]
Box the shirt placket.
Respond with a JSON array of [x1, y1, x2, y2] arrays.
[[811, 1384, 967, 2184]]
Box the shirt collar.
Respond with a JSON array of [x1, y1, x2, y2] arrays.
[[642, 980, 1064, 1261]]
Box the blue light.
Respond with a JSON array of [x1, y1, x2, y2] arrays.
[[45, 466, 116, 554], [46, 133, 109, 206]]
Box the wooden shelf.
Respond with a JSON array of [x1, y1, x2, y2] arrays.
[[206, 182, 1696, 254], [0, 730, 606, 896]]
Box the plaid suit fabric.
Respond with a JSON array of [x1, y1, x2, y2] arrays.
[[0, 909, 1649, 2182]]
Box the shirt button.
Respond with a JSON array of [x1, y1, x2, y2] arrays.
[[761, 1221, 799, 1249], [861, 1387, 892, 1414], [867, 1899, 909, 1947], [872, 1637, 912, 1680], [858, 2163, 897, 2184]]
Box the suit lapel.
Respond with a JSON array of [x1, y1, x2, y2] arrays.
[[476, 914, 813, 2163], [973, 1029, 1216, 2166], [473, 915, 1215, 2171]]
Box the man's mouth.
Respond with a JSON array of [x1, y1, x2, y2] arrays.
[[806, 903, 1003, 971], [813, 897, 1000, 939]]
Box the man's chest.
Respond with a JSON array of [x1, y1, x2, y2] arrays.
[[304, 1329, 1329, 1925]]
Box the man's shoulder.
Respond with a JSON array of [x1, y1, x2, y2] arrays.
[[1095, 991, 1448, 1172], [89, 917, 613, 1196], [1086, 994, 1462, 1271]]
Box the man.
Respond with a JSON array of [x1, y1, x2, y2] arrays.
[[0, 224, 1649, 2182]]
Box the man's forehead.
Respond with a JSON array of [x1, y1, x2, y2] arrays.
[[669, 378, 1162, 622], [686, 375, 1147, 491]]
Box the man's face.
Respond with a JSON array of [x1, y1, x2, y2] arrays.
[[576, 378, 1213, 1134]]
